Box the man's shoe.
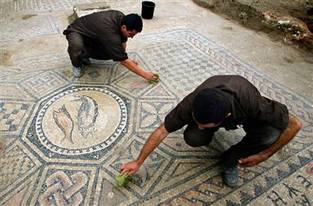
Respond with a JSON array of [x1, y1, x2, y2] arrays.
[[222, 165, 239, 188], [72, 66, 83, 78], [82, 58, 91, 65]]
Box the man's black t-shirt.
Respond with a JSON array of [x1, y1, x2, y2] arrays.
[[63, 10, 128, 61], [164, 75, 289, 133]]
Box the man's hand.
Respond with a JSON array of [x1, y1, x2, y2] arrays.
[[121, 59, 157, 81], [120, 160, 140, 175], [239, 152, 268, 167], [119, 124, 169, 175], [144, 71, 159, 81]]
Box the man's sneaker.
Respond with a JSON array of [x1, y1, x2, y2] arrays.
[[82, 58, 91, 65], [72, 66, 83, 78], [222, 165, 239, 187]]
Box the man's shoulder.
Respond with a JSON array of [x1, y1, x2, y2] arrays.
[[206, 75, 248, 84], [196, 75, 249, 92], [76, 10, 123, 21], [96, 10, 124, 17]]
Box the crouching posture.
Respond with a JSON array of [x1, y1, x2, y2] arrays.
[[120, 75, 302, 187], [63, 10, 157, 81]]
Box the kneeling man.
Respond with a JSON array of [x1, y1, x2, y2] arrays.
[[121, 75, 302, 187], [63, 10, 157, 81]]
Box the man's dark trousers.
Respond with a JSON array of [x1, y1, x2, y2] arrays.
[[183, 124, 281, 167], [66, 32, 110, 67]]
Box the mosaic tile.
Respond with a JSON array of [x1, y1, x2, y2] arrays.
[[0, 15, 58, 42], [20, 71, 69, 99], [0, 169, 41, 206], [135, 99, 176, 132], [0, 141, 41, 201], [22, 84, 132, 163], [0, 0, 97, 13], [0, 29, 312, 205], [30, 165, 96, 206], [0, 100, 34, 136], [0, 83, 36, 101]]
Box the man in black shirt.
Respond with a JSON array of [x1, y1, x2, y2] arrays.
[[63, 10, 158, 81], [120, 75, 302, 187]]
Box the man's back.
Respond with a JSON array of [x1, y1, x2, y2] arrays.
[[63, 10, 125, 42], [164, 75, 289, 132]]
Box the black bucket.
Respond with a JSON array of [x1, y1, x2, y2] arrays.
[[141, 1, 155, 19]]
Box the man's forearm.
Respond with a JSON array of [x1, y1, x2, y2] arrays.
[[121, 59, 147, 79], [261, 114, 302, 158], [136, 124, 169, 165]]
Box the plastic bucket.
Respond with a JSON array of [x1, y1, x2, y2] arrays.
[[141, 1, 155, 19]]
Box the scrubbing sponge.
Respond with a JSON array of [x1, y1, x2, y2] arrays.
[[115, 173, 130, 187], [148, 73, 160, 85]]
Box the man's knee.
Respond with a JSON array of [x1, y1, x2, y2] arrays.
[[183, 128, 196, 147], [183, 134, 199, 147], [183, 128, 214, 147], [261, 128, 281, 147], [68, 48, 81, 59], [67, 48, 83, 67], [66, 33, 85, 51]]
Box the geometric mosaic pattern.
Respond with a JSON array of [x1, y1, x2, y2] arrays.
[[0, 99, 34, 138], [21, 71, 69, 99], [37, 170, 89, 205], [0, 0, 98, 16], [0, 15, 59, 42], [0, 141, 41, 203], [0, 101, 30, 132], [0, 29, 312, 206], [0, 0, 128, 20], [0, 144, 35, 192]]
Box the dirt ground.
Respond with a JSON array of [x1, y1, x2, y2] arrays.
[[194, 0, 313, 52]]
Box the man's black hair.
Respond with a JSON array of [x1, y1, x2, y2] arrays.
[[121, 14, 143, 32], [192, 88, 232, 124]]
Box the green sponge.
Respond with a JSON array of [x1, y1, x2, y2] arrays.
[[148, 73, 160, 85], [115, 173, 130, 187]]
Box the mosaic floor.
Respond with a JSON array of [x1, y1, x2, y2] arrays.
[[0, 12, 313, 206]]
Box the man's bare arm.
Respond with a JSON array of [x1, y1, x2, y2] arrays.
[[120, 123, 169, 174], [261, 114, 302, 157], [137, 123, 169, 164], [239, 114, 302, 167], [120, 59, 156, 81]]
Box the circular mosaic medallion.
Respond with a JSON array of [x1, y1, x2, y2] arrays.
[[35, 87, 127, 155]]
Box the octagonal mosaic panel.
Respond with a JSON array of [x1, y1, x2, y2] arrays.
[[24, 85, 129, 161], [0, 29, 312, 206]]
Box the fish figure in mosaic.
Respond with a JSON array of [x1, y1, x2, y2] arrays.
[[53, 104, 74, 143], [73, 95, 99, 139]]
